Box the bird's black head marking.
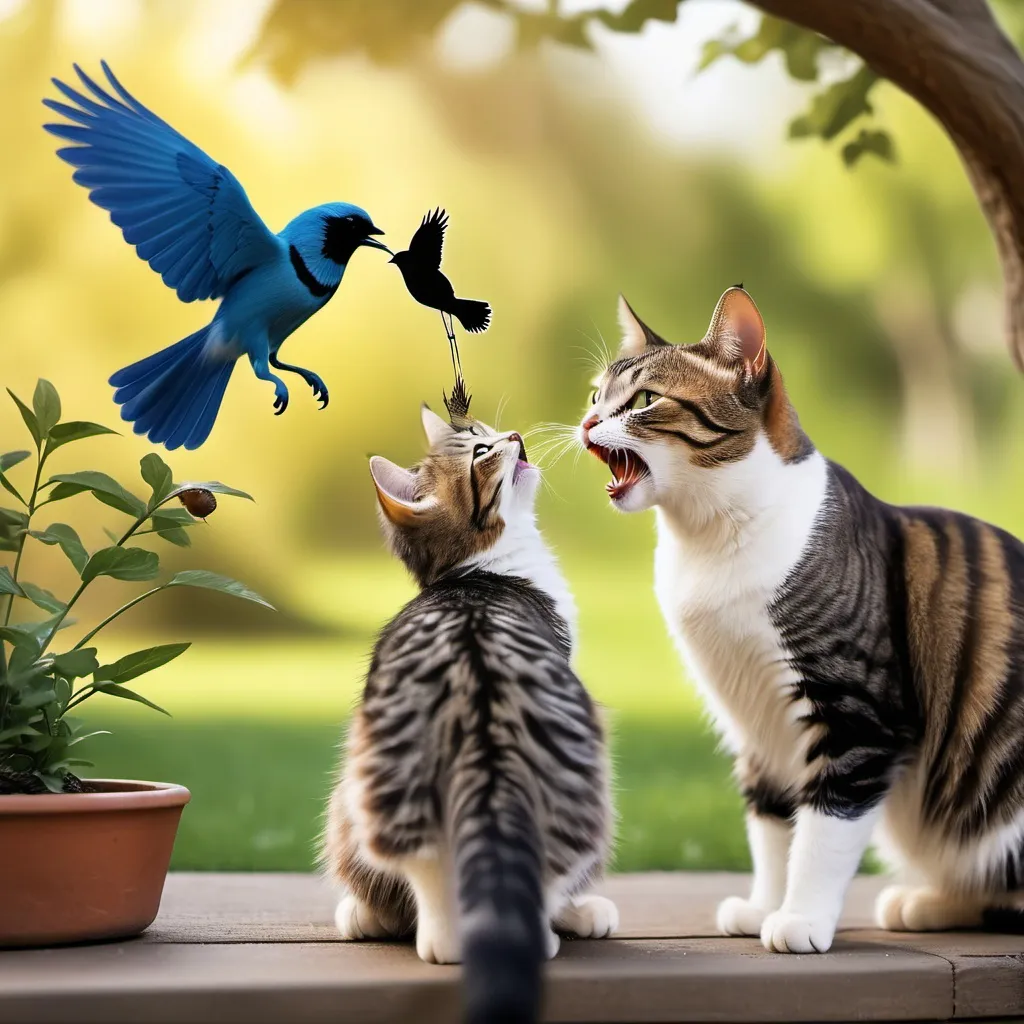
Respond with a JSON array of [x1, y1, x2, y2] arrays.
[[322, 214, 386, 265]]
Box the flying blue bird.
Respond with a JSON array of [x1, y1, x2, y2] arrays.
[[43, 62, 391, 450]]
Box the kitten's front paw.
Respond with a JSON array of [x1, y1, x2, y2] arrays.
[[546, 928, 561, 959], [761, 910, 835, 953], [334, 895, 389, 941], [875, 885, 983, 932], [416, 916, 461, 965], [716, 896, 769, 937], [555, 894, 619, 939]]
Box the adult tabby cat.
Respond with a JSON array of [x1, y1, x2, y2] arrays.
[[323, 402, 617, 1023], [579, 285, 1024, 954]]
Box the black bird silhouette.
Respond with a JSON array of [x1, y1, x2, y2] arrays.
[[390, 209, 491, 374]]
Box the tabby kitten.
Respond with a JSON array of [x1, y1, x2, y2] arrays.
[[323, 403, 617, 1024], [579, 285, 1024, 954]]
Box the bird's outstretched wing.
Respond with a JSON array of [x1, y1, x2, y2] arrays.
[[43, 62, 281, 302], [407, 208, 448, 270]]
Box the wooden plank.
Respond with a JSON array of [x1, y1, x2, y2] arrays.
[[948, 954, 1024, 1018], [148, 872, 885, 944], [0, 938, 952, 1024]]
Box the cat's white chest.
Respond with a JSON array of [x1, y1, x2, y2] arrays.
[[653, 447, 828, 788]]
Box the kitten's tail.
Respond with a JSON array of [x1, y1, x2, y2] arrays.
[[453, 787, 546, 1024]]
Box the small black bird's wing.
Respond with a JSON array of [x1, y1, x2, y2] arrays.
[[408, 208, 448, 270]]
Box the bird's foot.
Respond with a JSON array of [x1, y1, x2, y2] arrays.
[[302, 373, 329, 409], [273, 386, 289, 416]]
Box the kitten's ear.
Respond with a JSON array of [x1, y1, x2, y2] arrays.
[[369, 456, 434, 527], [618, 295, 669, 357], [421, 404, 454, 447], [705, 285, 768, 377]]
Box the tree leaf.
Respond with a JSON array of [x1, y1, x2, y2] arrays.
[[0, 507, 28, 551], [166, 569, 274, 610], [30, 523, 89, 575], [45, 421, 118, 453], [67, 730, 110, 747], [82, 546, 160, 583], [0, 451, 30, 473], [18, 582, 65, 614], [841, 127, 896, 166], [0, 566, 24, 597], [7, 389, 41, 448], [94, 642, 190, 685], [0, 624, 41, 653], [51, 647, 99, 680], [32, 379, 62, 438], [788, 65, 879, 142], [141, 453, 174, 506], [93, 682, 170, 716], [154, 525, 191, 547], [48, 471, 146, 518]]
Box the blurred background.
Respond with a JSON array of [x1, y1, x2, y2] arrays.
[[2, 0, 1022, 871]]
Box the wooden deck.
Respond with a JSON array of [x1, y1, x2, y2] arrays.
[[1, 872, 1023, 1022]]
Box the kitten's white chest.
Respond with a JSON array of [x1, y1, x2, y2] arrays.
[[653, 446, 828, 787]]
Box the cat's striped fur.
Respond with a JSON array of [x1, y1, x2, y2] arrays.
[[579, 285, 1024, 954], [324, 405, 616, 1023]]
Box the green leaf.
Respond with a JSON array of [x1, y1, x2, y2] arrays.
[[0, 507, 28, 551], [45, 421, 118, 454], [0, 451, 30, 473], [7, 388, 41, 447], [93, 682, 170, 716], [141, 453, 174, 506], [39, 772, 67, 794], [82, 546, 160, 583], [47, 472, 146, 518], [30, 523, 89, 575], [788, 65, 879, 142], [18, 582, 65, 614], [0, 566, 24, 597], [51, 648, 99, 680], [44, 480, 91, 504], [841, 127, 896, 167], [0, 724, 43, 743], [166, 570, 274, 610], [67, 729, 110, 747], [0, 625, 41, 653], [32, 379, 61, 437], [698, 15, 836, 81], [94, 642, 190, 685], [154, 525, 191, 547]]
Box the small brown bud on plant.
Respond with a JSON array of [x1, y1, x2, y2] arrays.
[[178, 488, 217, 519]]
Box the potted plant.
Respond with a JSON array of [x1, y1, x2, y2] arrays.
[[0, 380, 272, 947]]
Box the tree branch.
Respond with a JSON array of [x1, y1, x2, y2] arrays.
[[751, 0, 1024, 369]]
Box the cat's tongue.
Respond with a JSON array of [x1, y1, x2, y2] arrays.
[[606, 449, 649, 500]]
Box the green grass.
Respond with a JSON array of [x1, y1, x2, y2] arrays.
[[84, 711, 746, 872]]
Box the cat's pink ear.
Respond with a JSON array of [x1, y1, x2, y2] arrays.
[[421, 404, 454, 447], [705, 286, 768, 377], [618, 295, 669, 357], [369, 456, 434, 527]]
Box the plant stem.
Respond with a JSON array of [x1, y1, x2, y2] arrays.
[[3, 441, 44, 628]]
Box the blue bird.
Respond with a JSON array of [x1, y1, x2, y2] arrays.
[[43, 62, 391, 450]]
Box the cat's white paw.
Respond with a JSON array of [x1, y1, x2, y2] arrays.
[[546, 928, 561, 959], [415, 913, 461, 964], [555, 894, 619, 938], [716, 896, 769, 937], [334, 895, 389, 940], [875, 885, 982, 932], [761, 909, 835, 953]]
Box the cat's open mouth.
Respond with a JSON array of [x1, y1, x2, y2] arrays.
[[587, 443, 651, 500], [512, 438, 532, 484]]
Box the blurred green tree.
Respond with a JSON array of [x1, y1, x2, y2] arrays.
[[252, 0, 1024, 371]]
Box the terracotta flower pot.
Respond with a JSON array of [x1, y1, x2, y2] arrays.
[[0, 779, 190, 947]]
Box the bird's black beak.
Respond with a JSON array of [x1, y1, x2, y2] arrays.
[[360, 225, 392, 254]]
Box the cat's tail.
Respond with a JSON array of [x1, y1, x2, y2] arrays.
[[453, 777, 546, 1024]]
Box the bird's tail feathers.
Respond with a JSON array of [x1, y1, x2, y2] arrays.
[[109, 324, 235, 451], [451, 298, 491, 334]]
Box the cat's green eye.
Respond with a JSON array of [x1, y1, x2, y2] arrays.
[[590, 390, 598, 405], [472, 443, 490, 459], [642, 390, 660, 408]]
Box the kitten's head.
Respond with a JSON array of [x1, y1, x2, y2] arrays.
[[369, 404, 539, 586], [579, 286, 812, 519]]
